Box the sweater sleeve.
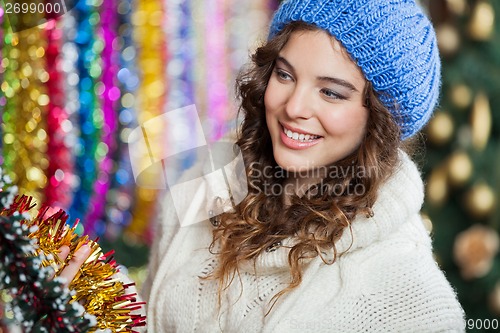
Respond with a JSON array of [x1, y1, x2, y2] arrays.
[[140, 190, 180, 302], [140, 135, 237, 301]]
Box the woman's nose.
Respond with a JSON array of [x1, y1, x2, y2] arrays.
[[284, 86, 315, 119]]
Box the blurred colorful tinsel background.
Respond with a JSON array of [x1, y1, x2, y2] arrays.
[[0, 0, 499, 331]]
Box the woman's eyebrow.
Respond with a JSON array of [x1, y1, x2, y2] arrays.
[[317, 76, 358, 92], [276, 56, 359, 92], [276, 56, 294, 71]]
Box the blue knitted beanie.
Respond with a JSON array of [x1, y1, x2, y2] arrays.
[[269, 0, 441, 140]]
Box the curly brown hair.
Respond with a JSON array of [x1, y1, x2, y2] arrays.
[[208, 21, 403, 310]]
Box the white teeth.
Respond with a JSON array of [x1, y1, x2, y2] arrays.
[[283, 127, 320, 142]]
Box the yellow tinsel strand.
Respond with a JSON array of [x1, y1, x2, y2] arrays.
[[1, 20, 48, 203], [127, 0, 168, 241]]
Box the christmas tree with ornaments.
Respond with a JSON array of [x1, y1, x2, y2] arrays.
[[422, 0, 500, 330]]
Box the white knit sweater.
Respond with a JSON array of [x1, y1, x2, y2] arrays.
[[142, 152, 465, 332]]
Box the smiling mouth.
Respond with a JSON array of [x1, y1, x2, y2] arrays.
[[281, 125, 322, 142]]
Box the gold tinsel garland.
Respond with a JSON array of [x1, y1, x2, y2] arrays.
[[5, 195, 146, 332], [1, 16, 49, 203]]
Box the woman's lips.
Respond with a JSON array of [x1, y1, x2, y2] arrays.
[[279, 124, 323, 150]]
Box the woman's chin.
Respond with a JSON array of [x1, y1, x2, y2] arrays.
[[274, 155, 318, 173]]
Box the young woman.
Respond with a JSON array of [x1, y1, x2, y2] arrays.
[[142, 0, 466, 331]]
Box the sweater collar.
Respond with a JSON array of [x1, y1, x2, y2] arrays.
[[239, 150, 425, 274]]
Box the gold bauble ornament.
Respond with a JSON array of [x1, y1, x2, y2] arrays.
[[420, 213, 433, 234], [470, 92, 492, 151], [447, 151, 473, 187], [454, 224, 499, 279], [426, 165, 448, 206], [426, 112, 454, 146], [446, 0, 467, 15], [469, 1, 495, 41], [450, 84, 472, 109], [436, 23, 461, 56], [465, 182, 496, 219]]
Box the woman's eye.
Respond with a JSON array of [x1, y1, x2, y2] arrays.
[[275, 69, 292, 81], [321, 88, 345, 100]]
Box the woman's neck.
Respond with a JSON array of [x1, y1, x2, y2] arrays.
[[282, 169, 325, 205]]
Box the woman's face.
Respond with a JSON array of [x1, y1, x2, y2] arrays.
[[264, 29, 369, 174]]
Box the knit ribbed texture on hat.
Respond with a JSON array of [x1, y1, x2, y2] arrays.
[[269, 0, 441, 140]]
